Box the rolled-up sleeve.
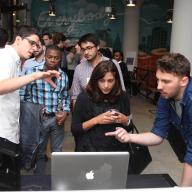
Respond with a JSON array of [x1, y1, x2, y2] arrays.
[[183, 100, 192, 164], [71, 67, 82, 101], [61, 73, 70, 113], [185, 139, 192, 164], [151, 97, 171, 138]]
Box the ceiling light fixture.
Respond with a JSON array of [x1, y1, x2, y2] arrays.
[[166, 9, 173, 24], [110, 13, 116, 20], [16, 19, 20, 23], [48, 1, 56, 16], [49, 11, 56, 17], [105, 0, 116, 20], [126, 0, 136, 7], [167, 18, 173, 24], [105, 6, 112, 17]]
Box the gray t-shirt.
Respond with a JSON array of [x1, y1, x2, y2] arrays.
[[170, 99, 182, 118]]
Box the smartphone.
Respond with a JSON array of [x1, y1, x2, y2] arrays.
[[109, 109, 119, 116]]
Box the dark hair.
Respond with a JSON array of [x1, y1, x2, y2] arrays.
[[12, 25, 38, 42], [156, 53, 191, 78], [86, 60, 122, 103], [113, 50, 124, 59], [52, 32, 66, 45], [98, 48, 112, 59], [78, 33, 99, 47], [45, 44, 61, 55], [38, 36, 45, 46], [42, 32, 52, 39], [0, 28, 8, 48]]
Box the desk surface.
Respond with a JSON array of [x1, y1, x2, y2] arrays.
[[20, 174, 177, 191], [126, 174, 176, 188]]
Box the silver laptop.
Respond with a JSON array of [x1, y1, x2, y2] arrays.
[[51, 152, 129, 191]]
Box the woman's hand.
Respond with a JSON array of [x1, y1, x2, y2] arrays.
[[94, 111, 116, 125], [82, 111, 115, 130], [108, 111, 129, 125], [83, 111, 128, 131]]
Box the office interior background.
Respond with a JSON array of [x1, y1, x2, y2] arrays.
[[0, 0, 173, 52], [0, 0, 176, 93], [1, 0, 192, 188]]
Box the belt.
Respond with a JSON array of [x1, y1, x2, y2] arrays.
[[43, 112, 55, 117]]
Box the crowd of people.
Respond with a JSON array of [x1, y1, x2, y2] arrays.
[[0, 25, 192, 187]]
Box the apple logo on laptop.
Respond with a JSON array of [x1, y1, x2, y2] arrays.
[[85, 170, 94, 180]]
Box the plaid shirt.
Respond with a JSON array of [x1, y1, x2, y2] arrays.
[[20, 64, 70, 113]]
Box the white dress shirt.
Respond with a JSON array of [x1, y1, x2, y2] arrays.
[[0, 45, 20, 143]]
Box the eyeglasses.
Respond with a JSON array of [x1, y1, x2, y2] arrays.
[[23, 37, 40, 49], [80, 45, 96, 53]]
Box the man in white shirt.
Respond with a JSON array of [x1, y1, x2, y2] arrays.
[[0, 25, 60, 152], [20, 38, 45, 76]]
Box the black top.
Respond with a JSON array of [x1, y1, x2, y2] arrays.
[[71, 91, 131, 151]]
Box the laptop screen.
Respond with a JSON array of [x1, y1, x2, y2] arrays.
[[51, 152, 129, 191]]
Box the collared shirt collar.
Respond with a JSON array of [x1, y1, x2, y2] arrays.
[[42, 63, 61, 72], [181, 78, 192, 106], [29, 56, 45, 63], [5, 45, 20, 65]]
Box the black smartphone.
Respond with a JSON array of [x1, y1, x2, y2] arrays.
[[109, 109, 119, 116]]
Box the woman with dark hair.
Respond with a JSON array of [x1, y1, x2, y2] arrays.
[[71, 60, 131, 151]]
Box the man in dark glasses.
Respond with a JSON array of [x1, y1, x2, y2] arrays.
[[0, 25, 60, 190]]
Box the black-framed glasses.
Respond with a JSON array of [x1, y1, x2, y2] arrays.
[[80, 45, 96, 53], [23, 37, 40, 49]]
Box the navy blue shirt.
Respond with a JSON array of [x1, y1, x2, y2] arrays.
[[151, 78, 192, 164]]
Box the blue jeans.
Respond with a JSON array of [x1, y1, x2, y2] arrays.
[[20, 102, 43, 170], [20, 102, 65, 174], [34, 111, 64, 174]]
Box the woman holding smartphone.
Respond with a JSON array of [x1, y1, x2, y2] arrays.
[[71, 60, 131, 151]]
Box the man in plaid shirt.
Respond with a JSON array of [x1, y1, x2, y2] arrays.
[[20, 44, 70, 173]]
